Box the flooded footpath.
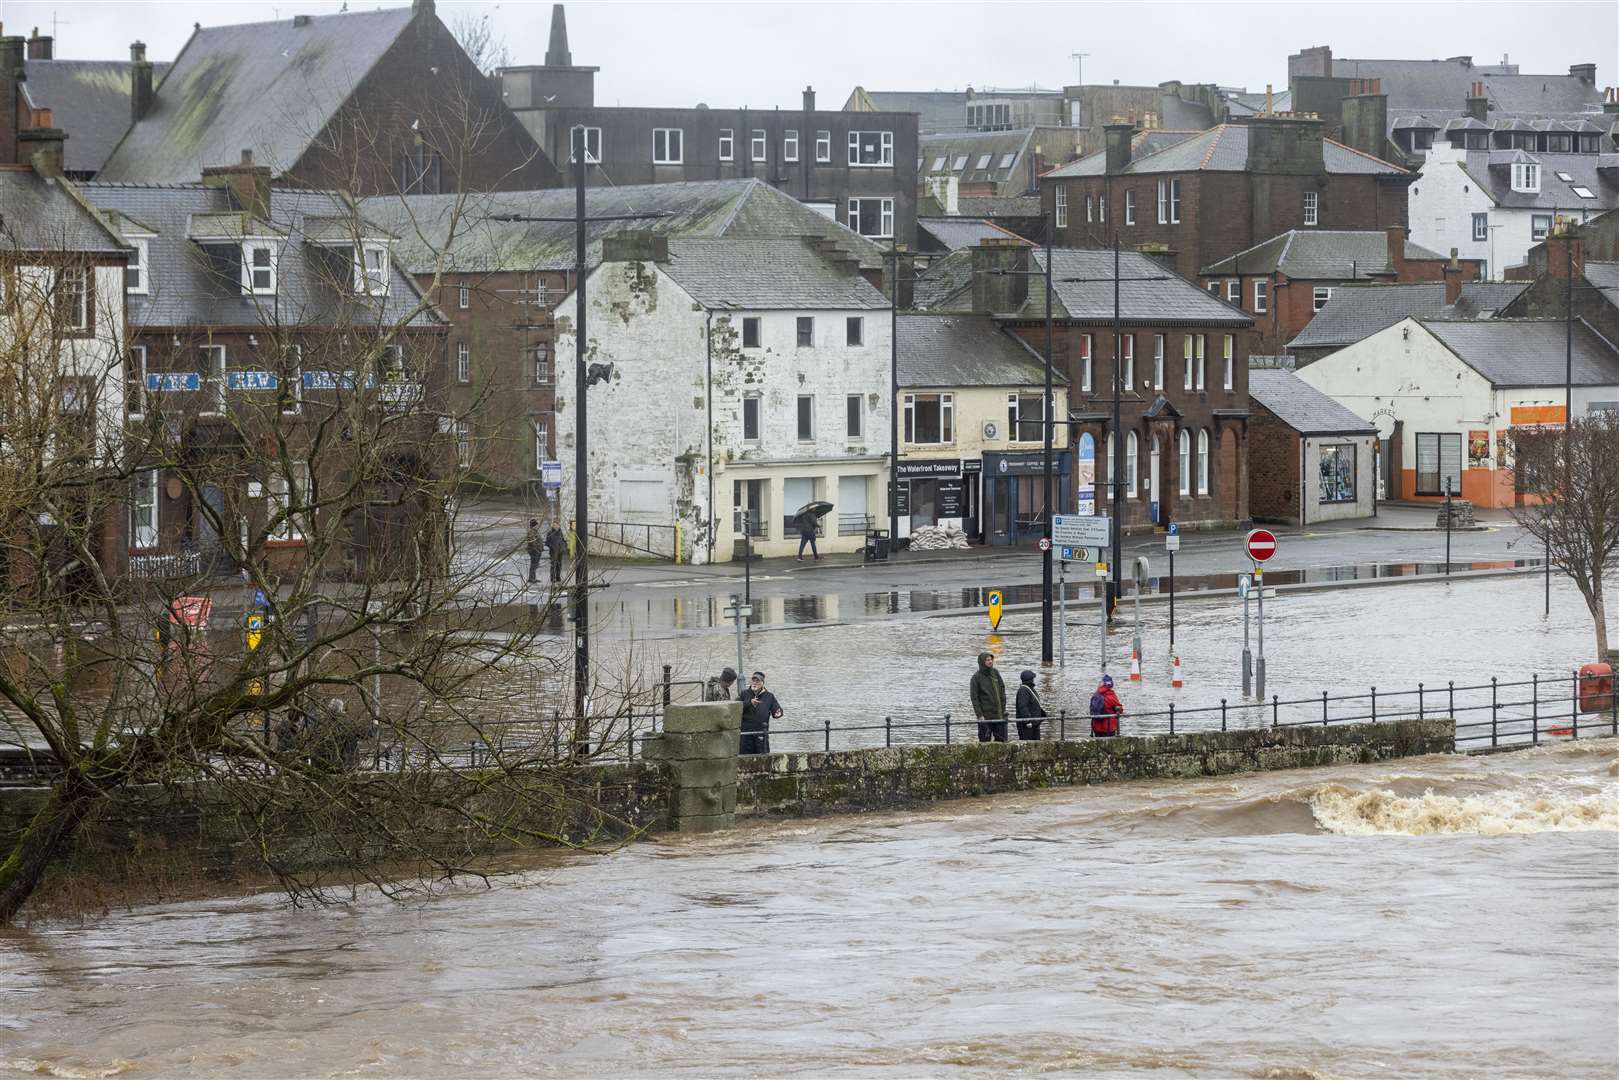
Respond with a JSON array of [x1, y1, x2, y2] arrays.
[[2, 739, 1615, 1078]]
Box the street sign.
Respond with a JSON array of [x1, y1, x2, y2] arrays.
[[541, 460, 563, 491], [1052, 513, 1110, 548], [721, 604, 754, 619], [1166, 530, 1180, 553], [1061, 546, 1092, 562], [1237, 574, 1251, 598], [245, 611, 264, 652], [1245, 528, 1278, 563], [253, 589, 267, 609], [1037, 537, 1052, 552], [1094, 562, 1108, 578], [987, 590, 1004, 630]]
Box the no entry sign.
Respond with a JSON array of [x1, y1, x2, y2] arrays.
[[1245, 528, 1278, 563]]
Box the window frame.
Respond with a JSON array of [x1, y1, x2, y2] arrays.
[[903, 392, 954, 445], [1008, 392, 1045, 443], [1223, 334, 1234, 391], [1312, 286, 1334, 312], [1196, 429, 1210, 494], [1153, 334, 1165, 390], [126, 237, 149, 295], [1471, 213, 1489, 242], [131, 468, 159, 550], [357, 243, 389, 296], [200, 343, 226, 415], [1318, 442, 1357, 504], [848, 197, 895, 239], [533, 419, 549, 471], [653, 127, 684, 164], [126, 344, 148, 420], [796, 316, 814, 348], [1195, 334, 1206, 391], [1124, 188, 1135, 225], [456, 342, 470, 383], [847, 130, 895, 167], [1120, 334, 1134, 390], [1254, 279, 1269, 313], [815, 130, 831, 162], [846, 394, 863, 439], [267, 460, 309, 543], [54, 266, 90, 333], [742, 393, 762, 442], [796, 394, 815, 442], [1414, 431, 1462, 496], [1178, 429, 1191, 495], [846, 316, 863, 346], [750, 128, 767, 163], [1303, 190, 1319, 226], [1054, 186, 1068, 228], [1183, 335, 1195, 391], [1085, 192, 1094, 223], [1530, 214, 1552, 241], [741, 316, 762, 349], [1125, 431, 1138, 496], [718, 128, 734, 162], [280, 344, 303, 416], [532, 343, 550, 385], [1079, 333, 1093, 393], [784, 129, 799, 162], [1226, 279, 1240, 304], [570, 126, 602, 164], [457, 284, 470, 309]]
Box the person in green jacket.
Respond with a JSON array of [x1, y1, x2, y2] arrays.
[[969, 651, 1008, 742]]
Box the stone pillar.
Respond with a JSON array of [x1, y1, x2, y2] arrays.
[[643, 702, 739, 833]]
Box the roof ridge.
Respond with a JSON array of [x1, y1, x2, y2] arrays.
[[1323, 136, 1409, 173]]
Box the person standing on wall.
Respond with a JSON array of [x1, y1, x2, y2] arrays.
[[970, 651, 1008, 742], [737, 671, 783, 755], [1014, 669, 1045, 741]]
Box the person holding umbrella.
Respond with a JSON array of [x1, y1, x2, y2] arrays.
[[794, 500, 832, 562]]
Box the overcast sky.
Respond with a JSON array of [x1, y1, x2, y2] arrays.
[[4, 0, 1614, 108]]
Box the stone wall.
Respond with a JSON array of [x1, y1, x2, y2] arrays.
[[735, 720, 1455, 817]]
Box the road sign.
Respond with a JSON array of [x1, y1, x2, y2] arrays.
[[1245, 528, 1278, 563], [1167, 523, 1179, 535], [1237, 574, 1251, 598], [987, 590, 1004, 630], [1166, 530, 1180, 553], [1094, 562, 1108, 578], [1037, 537, 1052, 552], [1061, 546, 1092, 562], [1051, 513, 1110, 548], [721, 604, 754, 619], [245, 611, 264, 652], [541, 460, 563, 491], [253, 589, 267, 609]]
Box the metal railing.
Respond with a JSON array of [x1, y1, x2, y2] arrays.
[[585, 519, 677, 559], [838, 513, 874, 537]]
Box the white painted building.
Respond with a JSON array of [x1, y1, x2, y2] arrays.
[[1294, 317, 1619, 508], [1409, 144, 1617, 280], [554, 235, 892, 564]]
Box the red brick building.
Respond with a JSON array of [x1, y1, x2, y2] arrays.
[[1041, 115, 1412, 282]]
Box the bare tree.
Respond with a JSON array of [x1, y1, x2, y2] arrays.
[[450, 10, 513, 78], [1509, 412, 1619, 657]]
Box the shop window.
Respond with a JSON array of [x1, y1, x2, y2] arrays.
[[1319, 443, 1356, 503]]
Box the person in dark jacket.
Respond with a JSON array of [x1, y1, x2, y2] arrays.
[[704, 667, 738, 701], [737, 670, 783, 755], [794, 510, 820, 561], [525, 519, 543, 583], [1014, 669, 1045, 741], [1090, 674, 1124, 737], [544, 523, 566, 583], [969, 651, 1008, 742]]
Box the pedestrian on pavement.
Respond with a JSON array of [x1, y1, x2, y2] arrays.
[[1090, 674, 1123, 738], [525, 518, 543, 584], [705, 667, 738, 701], [1014, 669, 1045, 741], [969, 651, 1008, 742], [794, 510, 820, 562], [737, 670, 783, 755], [545, 522, 566, 583]]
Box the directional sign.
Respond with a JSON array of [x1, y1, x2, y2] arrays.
[[1246, 528, 1278, 563], [1052, 513, 1110, 548], [1061, 546, 1092, 562], [1037, 537, 1052, 552], [721, 604, 754, 619], [253, 589, 268, 609], [245, 611, 264, 652], [1237, 574, 1252, 598], [987, 590, 1004, 630]]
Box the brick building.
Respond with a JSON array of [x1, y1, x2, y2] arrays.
[[1041, 115, 1412, 282], [1248, 368, 1377, 523], [1499, 233, 1619, 345]]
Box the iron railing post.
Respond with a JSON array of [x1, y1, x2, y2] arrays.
[[662, 664, 672, 706], [1448, 680, 1455, 718], [1418, 682, 1424, 721], [945, 713, 951, 744], [1572, 669, 1579, 740], [1221, 699, 1227, 731], [825, 718, 832, 752], [1059, 709, 1066, 742], [1272, 694, 1279, 727], [885, 716, 892, 747], [1491, 676, 1498, 748], [1371, 686, 1377, 723], [1323, 690, 1329, 726], [1532, 674, 1539, 745], [1169, 703, 1175, 735]]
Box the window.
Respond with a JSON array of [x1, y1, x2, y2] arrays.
[[796, 394, 815, 441], [1303, 190, 1319, 226], [1510, 162, 1539, 193], [456, 342, 470, 383], [848, 130, 895, 166], [1472, 213, 1489, 242], [570, 126, 601, 164], [953, 155, 968, 171], [1121, 334, 1135, 390], [126, 238, 149, 294], [1194, 334, 1206, 391], [1183, 335, 1194, 391], [131, 469, 159, 549], [1178, 430, 1191, 494], [1124, 189, 1136, 225], [848, 197, 894, 238], [533, 420, 548, 470], [815, 130, 831, 162], [1254, 279, 1268, 313], [1079, 333, 1093, 393], [532, 344, 550, 384], [1208, 282, 1221, 294], [742, 317, 761, 348], [1414, 432, 1462, 496], [1313, 286, 1334, 312], [1319, 443, 1356, 503], [846, 316, 863, 346], [457, 284, 470, 309], [999, 152, 1016, 169], [1153, 334, 1165, 390], [267, 461, 308, 542], [1222, 335, 1234, 390], [55, 267, 89, 331], [1197, 429, 1210, 494], [1008, 393, 1045, 442], [751, 129, 767, 162], [1125, 431, 1138, 495], [718, 128, 734, 161], [743, 393, 761, 441], [1157, 178, 1180, 223], [653, 127, 684, 164], [1572, 185, 1596, 200], [784, 129, 799, 162], [1085, 193, 1094, 223], [1531, 215, 1552, 241], [1226, 280, 1240, 304], [930, 155, 947, 172], [1054, 187, 1068, 228], [903, 393, 954, 444], [846, 394, 863, 438], [200, 344, 226, 414], [1098, 194, 1106, 222], [796, 316, 814, 347], [126, 345, 147, 420], [358, 244, 389, 295], [972, 154, 991, 172]]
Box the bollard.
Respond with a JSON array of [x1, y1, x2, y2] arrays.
[[1491, 676, 1498, 748], [1059, 709, 1066, 742], [885, 716, 892, 748], [824, 718, 832, 752], [1169, 702, 1175, 735], [1418, 682, 1424, 721], [1130, 646, 1142, 682], [1221, 698, 1227, 732], [1448, 680, 1455, 717], [945, 713, 951, 744], [1322, 690, 1329, 726], [1371, 686, 1377, 723], [1171, 654, 1183, 688], [1272, 694, 1279, 727]]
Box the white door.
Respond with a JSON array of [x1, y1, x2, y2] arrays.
[[838, 475, 869, 537]]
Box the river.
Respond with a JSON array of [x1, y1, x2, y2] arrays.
[[2, 740, 1615, 1078]]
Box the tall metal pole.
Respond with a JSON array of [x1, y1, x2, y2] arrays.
[[1041, 215, 1054, 665], [571, 126, 590, 752], [1110, 237, 1123, 621], [1554, 235, 1574, 615], [890, 250, 900, 558]]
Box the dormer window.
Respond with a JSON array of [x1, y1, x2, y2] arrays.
[[357, 244, 389, 296], [1511, 162, 1540, 193], [125, 238, 150, 294], [243, 242, 277, 295]]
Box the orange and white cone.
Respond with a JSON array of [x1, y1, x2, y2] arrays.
[[1130, 647, 1141, 681], [1171, 654, 1183, 688]]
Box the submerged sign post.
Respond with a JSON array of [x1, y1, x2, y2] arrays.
[[1244, 529, 1277, 698]]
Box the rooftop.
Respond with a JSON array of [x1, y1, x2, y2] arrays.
[[1249, 368, 1376, 434], [1420, 317, 1619, 387], [1201, 229, 1447, 279], [1043, 123, 1408, 178], [658, 238, 888, 311], [897, 314, 1061, 388], [21, 58, 171, 175], [1287, 281, 1527, 349], [0, 167, 128, 254]]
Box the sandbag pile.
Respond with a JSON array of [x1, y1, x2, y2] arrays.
[[908, 524, 970, 551]]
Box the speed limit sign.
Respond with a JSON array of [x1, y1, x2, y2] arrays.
[[1038, 537, 1052, 552]]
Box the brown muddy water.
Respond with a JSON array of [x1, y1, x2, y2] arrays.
[[2, 741, 1615, 1078]]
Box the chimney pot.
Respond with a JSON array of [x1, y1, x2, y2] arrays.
[[25, 27, 51, 60], [803, 85, 815, 113]]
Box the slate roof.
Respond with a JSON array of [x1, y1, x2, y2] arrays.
[[1457, 150, 1619, 211], [1034, 248, 1254, 324], [21, 59, 170, 175], [911, 249, 978, 310], [1201, 229, 1447, 278], [1249, 369, 1376, 434], [1326, 57, 1602, 118], [1422, 318, 1619, 387], [81, 182, 440, 328], [1287, 281, 1527, 349], [1582, 260, 1619, 297], [1043, 124, 1408, 178], [0, 168, 128, 253], [920, 128, 1034, 186], [897, 314, 1062, 388], [97, 6, 418, 184], [1225, 89, 1294, 116], [955, 195, 1043, 218], [659, 238, 888, 311], [918, 217, 1030, 251], [362, 178, 886, 275]]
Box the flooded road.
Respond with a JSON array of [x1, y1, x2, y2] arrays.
[[3, 741, 1614, 1078]]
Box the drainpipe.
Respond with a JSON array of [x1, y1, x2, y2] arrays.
[[706, 310, 715, 565], [1299, 436, 1307, 527]]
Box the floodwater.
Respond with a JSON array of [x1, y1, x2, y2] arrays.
[[2, 740, 1614, 1078]]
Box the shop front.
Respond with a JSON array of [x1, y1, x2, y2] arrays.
[[895, 459, 966, 537], [981, 450, 1074, 546]]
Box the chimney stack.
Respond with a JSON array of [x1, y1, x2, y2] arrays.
[[544, 3, 572, 67], [1547, 226, 1585, 282], [26, 27, 51, 60], [1340, 78, 1388, 160], [970, 239, 1030, 315], [1570, 63, 1597, 85], [802, 85, 815, 114], [1465, 81, 1489, 122], [202, 148, 274, 221], [1, 29, 25, 165], [20, 108, 67, 177], [1604, 87, 1619, 115], [130, 41, 155, 123], [1442, 248, 1464, 305], [1386, 224, 1408, 278], [1104, 117, 1134, 174]]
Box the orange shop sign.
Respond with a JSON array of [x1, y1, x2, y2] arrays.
[[1509, 404, 1567, 426]]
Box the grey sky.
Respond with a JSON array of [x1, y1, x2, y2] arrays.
[[4, 0, 1614, 109]]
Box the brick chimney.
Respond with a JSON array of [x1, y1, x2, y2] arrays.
[[1465, 81, 1489, 122], [26, 27, 51, 59], [20, 108, 66, 177], [1386, 224, 1408, 278], [1442, 248, 1465, 304], [1104, 118, 1134, 174], [1246, 114, 1325, 174], [802, 85, 815, 114], [1570, 63, 1597, 85], [969, 239, 1030, 315], [1546, 228, 1584, 281], [130, 41, 155, 123], [0, 28, 25, 165], [202, 149, 273, 221], [1339, 78, 1387, 160]]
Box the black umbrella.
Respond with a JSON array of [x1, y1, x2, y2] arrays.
[[798, 501, 834, 519]]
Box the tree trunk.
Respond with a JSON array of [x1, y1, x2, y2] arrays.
[[0, 773, 100, 925], [1587, 576, 1609, 658]]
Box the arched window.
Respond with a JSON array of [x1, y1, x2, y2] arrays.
[[1126, 431, 1138, 496], [1178, 429, 1191, 495], [1197, 429, 1210, 494]]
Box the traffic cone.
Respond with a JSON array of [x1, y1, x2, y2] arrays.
[[1130, 647, 1141, 681], [1171, 654, 1183, 688]]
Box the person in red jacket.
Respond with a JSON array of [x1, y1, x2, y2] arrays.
[[1090, 674, 1123, 737]]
